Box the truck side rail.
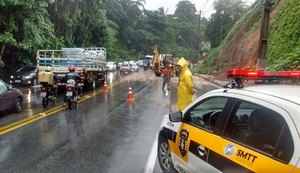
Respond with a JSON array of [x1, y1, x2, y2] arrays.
[[37, 48, 107, 72]]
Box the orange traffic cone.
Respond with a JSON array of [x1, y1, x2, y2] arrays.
[[127, 86, 134, 101], [103, 81, 108, 93]]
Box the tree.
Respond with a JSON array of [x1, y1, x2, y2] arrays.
[[0, 0, 62, 70], [174, 0, 197, 21], [48, 0, 82, 46], [206, 0, 246, 48]]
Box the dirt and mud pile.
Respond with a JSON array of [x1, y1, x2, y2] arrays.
[[211, 0, 285, 78]]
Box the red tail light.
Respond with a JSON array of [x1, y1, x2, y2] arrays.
[[41, 86, 47, 91], [79, 72, 85, 77], [67, 87, 73, 91]]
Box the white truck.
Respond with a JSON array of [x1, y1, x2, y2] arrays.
[[36, 47, 107, 90]]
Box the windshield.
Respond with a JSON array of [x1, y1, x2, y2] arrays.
[[17, 66, 36, 73]]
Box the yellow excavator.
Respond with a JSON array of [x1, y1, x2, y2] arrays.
[[152, 46, 175, 77]]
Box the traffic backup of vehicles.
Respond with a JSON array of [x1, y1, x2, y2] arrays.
[[158, 69, 300, 173], [36, 47, 107, 90]]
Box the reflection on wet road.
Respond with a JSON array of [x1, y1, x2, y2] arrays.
[[0, 70, 218, 173]]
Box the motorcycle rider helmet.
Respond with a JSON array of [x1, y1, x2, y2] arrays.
[[68, 65, 75, 72]]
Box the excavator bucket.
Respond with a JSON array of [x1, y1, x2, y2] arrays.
[[153, 46, 161, 76]]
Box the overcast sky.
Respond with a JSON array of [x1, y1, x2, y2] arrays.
[[142, 0, 257, 18]]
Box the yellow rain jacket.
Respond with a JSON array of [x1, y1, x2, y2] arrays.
[[176, 57, 194, 111]]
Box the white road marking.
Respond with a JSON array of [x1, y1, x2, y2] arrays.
[[144, 133, 159, 173]]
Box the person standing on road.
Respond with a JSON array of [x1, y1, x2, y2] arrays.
[[162, 64, 172, 90], [176, 57, 194, 111]]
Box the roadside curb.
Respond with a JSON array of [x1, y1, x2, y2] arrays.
[[193, 73, 230, 88]]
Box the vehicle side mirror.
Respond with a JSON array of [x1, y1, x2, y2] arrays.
[[169, 111, 182, 122]]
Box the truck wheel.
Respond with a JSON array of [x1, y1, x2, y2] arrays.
[[83, 80, 90, 91]]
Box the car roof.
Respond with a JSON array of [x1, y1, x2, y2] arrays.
[[209, 85, 300, 105]]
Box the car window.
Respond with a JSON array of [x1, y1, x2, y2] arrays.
[[224, 101, 294, 163], [184, 97, 228, 132], [0, 80, 8, 93]]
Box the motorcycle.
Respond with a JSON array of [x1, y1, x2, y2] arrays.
[[64, 84, 78, 110], [40, 85, 56, 108]]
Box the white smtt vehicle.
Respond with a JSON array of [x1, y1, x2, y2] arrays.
[[158, 69, 300, 173]]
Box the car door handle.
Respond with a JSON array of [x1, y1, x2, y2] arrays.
[[197, 145, 207, 156]]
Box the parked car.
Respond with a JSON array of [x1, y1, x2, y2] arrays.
[[131, 63, 139, 72], [129, 60, 135, 66], [0, 79, 24, 113], [120, 61, 131, 74], [10, 66, 37, 86], [117, 62, 123, 69], [106, 61, 116, 71], [138, 60, 144, 67]]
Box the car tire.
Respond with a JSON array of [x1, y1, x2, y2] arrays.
[[157, 136, 177, 173], [14, 98, 23, 113]]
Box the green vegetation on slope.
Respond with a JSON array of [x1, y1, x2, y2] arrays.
[[198, 0, 300, 74], [267, 0, 300, 70], [198, 0, 262, 74]]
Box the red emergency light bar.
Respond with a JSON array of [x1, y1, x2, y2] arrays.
[[227, 69, 300, 79]]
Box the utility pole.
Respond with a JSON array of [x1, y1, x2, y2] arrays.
[[195, 11, 201, 60], [257, 0, 272, 71]]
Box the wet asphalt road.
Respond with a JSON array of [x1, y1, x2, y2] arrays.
[[0, 69, 219, 173]]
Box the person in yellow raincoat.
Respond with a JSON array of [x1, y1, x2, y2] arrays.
[[176, 57, 194, 111]]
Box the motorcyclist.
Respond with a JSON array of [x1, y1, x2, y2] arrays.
[[38, 66, 58, 100], [64, 65, 82, 99]]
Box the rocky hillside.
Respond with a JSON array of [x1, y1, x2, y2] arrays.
[[199, 0, 300, 77]]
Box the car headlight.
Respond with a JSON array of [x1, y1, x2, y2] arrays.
[[10, 75, 14, 79]]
